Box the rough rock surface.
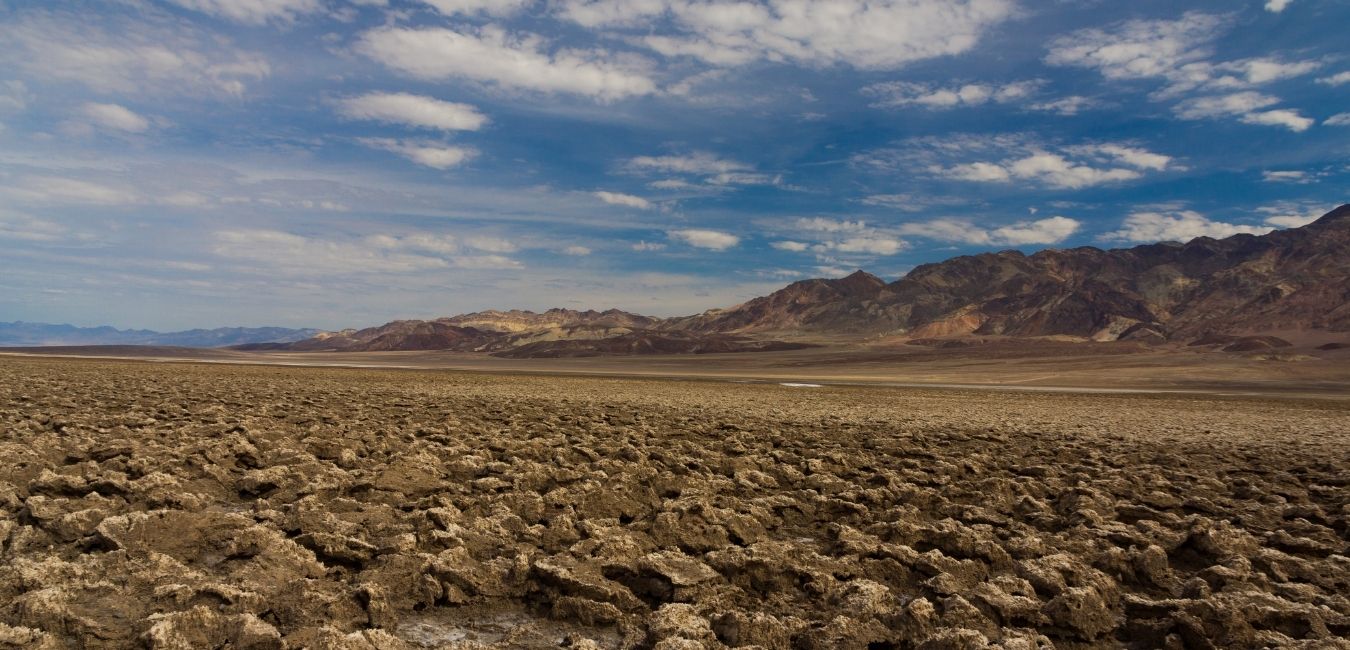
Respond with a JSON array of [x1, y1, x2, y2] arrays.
[[0, 357, 1347, 648]]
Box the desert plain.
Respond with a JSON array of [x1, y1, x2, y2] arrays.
[[0, 353, 1347, 649]]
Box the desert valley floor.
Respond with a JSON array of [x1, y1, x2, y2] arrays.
[[0, 356, 1347, 648]]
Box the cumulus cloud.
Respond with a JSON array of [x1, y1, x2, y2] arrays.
[[1318, 71, 1350, 86], [935, 146, 1172, 189], [357, 25, 657, 100], [163, 0, 322, 24], [863, 80, 1041, 109], [593, 191, 651, 209], [560, 0, 1017, 70], [1045, 13, 1319, 128], [358, 138, 478, 169], [79, 103, 152, 133], [1325, 113, 1350, 127], [1045, 12, 1225, 81], [861, 135, 1176, 191], [896, 216, 1080, 246], [337, 93, 488, 131], [1174, 92, 1313, 131], [1265, 0, 1293, 13], [1258, 202, 1330, 228], [1099, 211, 1271, 243], [631, 240, 666, 251], [765, 218, 906, 258], [0, 10, 270, 97], [668, 228, 739, 250], [562, 245, 592, 255]]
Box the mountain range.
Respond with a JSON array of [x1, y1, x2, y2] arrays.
[[250, 203, 1348, 357], [10, 204, 1346, 356], [0, 322, 320, 348]]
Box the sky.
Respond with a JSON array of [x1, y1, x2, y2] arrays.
[[0, 0, 1346, 331]]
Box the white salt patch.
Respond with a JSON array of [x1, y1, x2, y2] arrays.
[[780, 382, 823, 388]]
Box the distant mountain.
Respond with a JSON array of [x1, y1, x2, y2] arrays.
[[669, 203, 1350, 341], [0, 322, 321, 348], [253, 204, 1350, 355]]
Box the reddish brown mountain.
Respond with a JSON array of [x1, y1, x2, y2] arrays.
[[261, 204, 1348, 353], [670, 204, 1350, 341]]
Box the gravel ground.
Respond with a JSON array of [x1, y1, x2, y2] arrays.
[[0, 357, 1346, 649]]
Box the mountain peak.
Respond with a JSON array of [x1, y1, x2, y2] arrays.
[[1309, 204, 1350, 228]]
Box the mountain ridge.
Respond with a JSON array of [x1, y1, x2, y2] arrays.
[[169, 204, 1350, 355]]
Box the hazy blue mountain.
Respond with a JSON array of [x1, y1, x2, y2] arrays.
[[0, 322, 321, 348]]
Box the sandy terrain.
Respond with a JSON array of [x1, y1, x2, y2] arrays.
[[3, 338, 1349, 398], [0, 356, 1347, 648]]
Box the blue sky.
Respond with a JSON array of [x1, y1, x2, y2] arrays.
[[0, 0, 1346, 330]]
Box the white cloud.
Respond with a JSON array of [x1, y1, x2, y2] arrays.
[[1265, 0, 1293, 13], [1257, 202, 1330, 228], [8, 176, 141, 205], [1045, 12, 1226, 82], [668, 228, 739, 250], [1174, 91, 1278, 118], [1027, 95, 1099, 116], [557, 0, 668, 28], [1318, 71, 1350, 86], [163, 0, 322, 24], [213, 229, 523, 275], [358, 138, 478, 169], [1240, 109, 1314, 132], [357, 25, 657, 100], [627, 152, 750, 175], [791, 217, 868, 233], [1261, 170, 1313, 184], [79, 103, 151, 133], [337, 93, 488, 131], [421, 0, 533, 17], [593, 190, 651, 209], [215, 230, 450, 274], [1325, 113, 1350, 127], [990, 216, 1081, 245], [943, 161, 1013, 183], [1173, 92, 1314, 131], [631, 240, 666, 251], [897, 216, 1080, 245], [0, 10, 270, 97], [0, 210, 68, 242], [1100, 211, 1271, 243], [464, 236, 518, 253], [771, 240, 809, 252], [562, 245, 592, 256], [863, 80, 1041, 109], [869, 136, 1174, 190], [819, 237, 905, 255], [562, 0, 1017, 70], [1045, 13, 1322, 130]]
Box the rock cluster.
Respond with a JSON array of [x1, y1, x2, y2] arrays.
[[0, 357, 1346, 648]]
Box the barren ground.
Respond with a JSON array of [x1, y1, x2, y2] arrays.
[[0, 356, 1347, 649]]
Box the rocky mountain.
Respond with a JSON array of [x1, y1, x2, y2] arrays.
[[261, 204, 1348, 354], [0, 322, 320, 348], [671, 204, 1350, 342], [441, 308, 661, 332]]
